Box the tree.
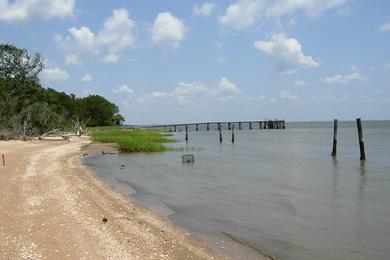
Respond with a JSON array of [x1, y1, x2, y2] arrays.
[[112, 114, 125, 126], [0, 44, 124, 138], [0, 43, 43, 85], [77, 95, 118, 126]]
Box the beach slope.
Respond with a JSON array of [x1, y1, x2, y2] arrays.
[[0, 137, 220, 259]]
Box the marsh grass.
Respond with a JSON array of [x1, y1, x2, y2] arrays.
[[89, 126, 176, 153]]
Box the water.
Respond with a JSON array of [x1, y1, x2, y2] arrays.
[[84, 121, 390, 259]]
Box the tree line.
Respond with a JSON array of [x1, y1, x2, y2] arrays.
[[0, 43, 125, 139]]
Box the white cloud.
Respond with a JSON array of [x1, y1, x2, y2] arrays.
[[56, 9, 136, 64], [254, 33, 319, 74], [380, 22, 390, 33], [113, 85, 134, 96], [323, 71, 364, 85], [137, 78, 243, 107], [218, 0, 264, 30], [217, 78, 241, 95], [81, 73, 93, 82], [218, 0, 348, 30], [385, 63, 390, 69], [151, 12, 186, 47], [266, 0, 347, 17], [0, 0, 75, 22], [193, 2, 216, 17], [57, 26, 98, 63], [65, 54, 80, 65], [278, 89, 299, 101], [294, 80, 306, 87], [40, 66, 69, 82], [102, 53, 120, 63], [97, 9, 135, 54]]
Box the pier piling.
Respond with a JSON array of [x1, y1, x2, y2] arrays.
[[331, 119, 338, 157], [185, 125, 188, 142], [239, 122, 242, 130], [232, 124, 235, 143], [218, 124, 223, 143], [356, 118, 366, 160], [249, 122, 252, 130]]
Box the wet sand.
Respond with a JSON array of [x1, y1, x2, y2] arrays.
[[0, 136, 221, 259]]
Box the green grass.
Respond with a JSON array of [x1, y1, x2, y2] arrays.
[[89, 126, 175, 153]]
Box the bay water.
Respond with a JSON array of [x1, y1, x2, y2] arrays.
[[84, 121, 390, 259]]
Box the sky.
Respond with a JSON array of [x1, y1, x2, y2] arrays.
[[0, 0, 389, 124]]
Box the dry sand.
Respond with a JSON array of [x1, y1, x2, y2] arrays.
[[0, 137, 222, 259]]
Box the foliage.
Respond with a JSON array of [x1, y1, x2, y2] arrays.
[[90, 127, 174, 153], [0, 43, 125, 138]]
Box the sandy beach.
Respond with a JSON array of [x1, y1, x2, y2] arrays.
[[0, 137, 221, 259]]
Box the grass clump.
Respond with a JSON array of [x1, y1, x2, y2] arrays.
[[89, 126, 174, 153]]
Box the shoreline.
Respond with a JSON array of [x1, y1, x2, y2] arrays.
[[83, 139, 274, 260], [0, 136, 220, 259]]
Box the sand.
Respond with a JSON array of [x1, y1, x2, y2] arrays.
[[0, 136, 221, 259]]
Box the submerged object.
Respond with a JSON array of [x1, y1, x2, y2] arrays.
[[182, 154, 195, 163]]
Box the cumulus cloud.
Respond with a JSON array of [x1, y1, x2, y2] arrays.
[[193, 2, 216, 17], [113, 85, 134, 96], [137, 78, 242, 106], [81, 73, 93, 82], [380, 22, 390, 33], [218, 0, 264, 30], [97, 9, 135, 54], [218, 0, 348, 30], [217, 78, 241, 95], [0, 0, 75, 22], [40, 66, 69, 82], [254, 33, 319, 74], [102, 53, 120, 63], [151, 12, 186, 47], [56, 9, 136, 64], [323, 71, 364, 85]]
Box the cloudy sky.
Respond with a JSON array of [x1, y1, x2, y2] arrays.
[[1, 0, 389, 124]]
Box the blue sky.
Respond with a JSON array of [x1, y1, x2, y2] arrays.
[[1, 0, 389, 124]]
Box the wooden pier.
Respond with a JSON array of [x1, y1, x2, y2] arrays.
[[143, 120, 286, 132]]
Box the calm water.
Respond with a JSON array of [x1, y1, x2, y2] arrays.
[[84, 121, 390, 259]]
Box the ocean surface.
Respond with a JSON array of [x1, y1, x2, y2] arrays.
[[84, 121, 390, 259]]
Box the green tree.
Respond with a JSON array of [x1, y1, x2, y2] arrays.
[[112, 114, 125, 126], [0, 43, 43, 85], [77, 95, 119, 127]]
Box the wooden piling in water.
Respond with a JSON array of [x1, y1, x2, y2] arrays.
[[207, 123, 209, 131], [331, 119, 338, 157], [2, 154, 4, 166], [249, 122, 252, 130], [218, 124, 223, 143], [185, 125, 188, 142], [239, 122, 242, 130], [356, 118, 366, 160], [196, 124, 199, 131], [228, 122, 231, 130], [231, 124, 235, 143]]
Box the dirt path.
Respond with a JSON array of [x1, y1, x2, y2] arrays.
[[0, 137, 220, 259]]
